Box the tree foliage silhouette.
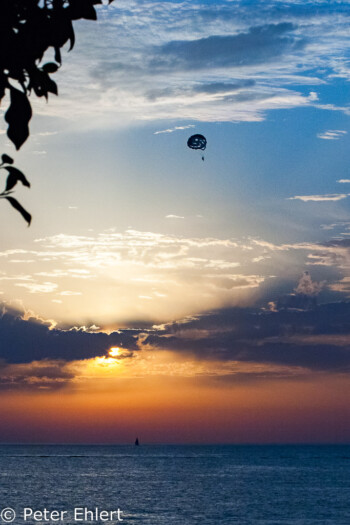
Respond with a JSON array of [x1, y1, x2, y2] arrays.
[[0, 0, 113, 225]]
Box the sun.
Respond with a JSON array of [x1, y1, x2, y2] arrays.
[[90, 347, 124, 370], [109, 347, 122, 358], [90, 347, 130, 368]]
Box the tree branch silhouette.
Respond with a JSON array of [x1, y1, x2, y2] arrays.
[[0, 0, 113, 225]]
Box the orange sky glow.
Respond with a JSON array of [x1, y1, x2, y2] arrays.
[[0, 349, 349, 444]]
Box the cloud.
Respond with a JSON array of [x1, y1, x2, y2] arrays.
[[2, 227, 350, 328], [328, 277, 350, 294], [288, 194, 349, 202], [191, 80, 256, 94], [141, 300, 350, 373], [2, 289, 350, 391], [154, 125, 195, 135], [0, 229, 270, 324], [295, 271, 324, 296], [337, 179, 350, 184], [0, 307, 140, 364], [0, 360, 75, 391], [15, 282, 59, 294], [35, 131, 59, 137], [152, 23, 302, 71], [59, 291, 82, 296], [165, 215, 185, 219], [321, 221, 350, 231], [305, 239, 350, 269], [272, 271, 324, 310], [26, 1, 350, 126], [2, 262, 350, 391], [317, 130, 347, 140]]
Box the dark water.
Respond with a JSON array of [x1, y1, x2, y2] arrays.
[[0, 445, 349, 524]]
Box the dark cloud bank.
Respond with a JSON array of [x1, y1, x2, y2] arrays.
[[0, 311, 139, 364], [1, 295, 350, 377], [145, 302, 350, 372]]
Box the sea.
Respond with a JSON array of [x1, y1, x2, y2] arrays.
[[0, 445, 349, 525]]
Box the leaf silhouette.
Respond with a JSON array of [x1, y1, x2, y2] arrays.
[[42, 63, 59, 74], [6, 197, 32, 226], [54, 47, 62, 64], [3, 167, 31, 191], [1, 154, 14, 165], [46, 77, 58, 96], [0, 0, 115, 226], [5, 88, 32, 150], [69, 0, 97, 21]]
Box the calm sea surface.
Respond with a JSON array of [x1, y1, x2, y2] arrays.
[[0, 445, 349, 524]]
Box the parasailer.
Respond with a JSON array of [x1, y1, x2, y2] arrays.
[[187, 134, 207, 160]]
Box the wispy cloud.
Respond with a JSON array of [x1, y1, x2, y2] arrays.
[[288, 194, 349, 202], [35, 131, 59, 137], [0, 230, 267, 324], [337, 179, 350, 183], [15, 282, 59, 294], [154, 125, 195, 135], [59, 291, 82, 296], [317, 130, 347, 140], [165, 214, 185, 219], [2, 226, 350, 327], [26, 1, 350, 126]]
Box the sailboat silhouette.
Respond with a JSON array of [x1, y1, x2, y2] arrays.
[[135, 437, 140, 446]]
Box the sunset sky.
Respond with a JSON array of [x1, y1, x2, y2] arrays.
[[1, 0, 350, 443]]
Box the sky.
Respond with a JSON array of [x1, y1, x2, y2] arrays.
[[1, 0, 350, 443]]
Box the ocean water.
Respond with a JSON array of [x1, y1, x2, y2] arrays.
[[0, 445, 349, 525]]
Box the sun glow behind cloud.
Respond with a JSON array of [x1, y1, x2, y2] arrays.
[[109, 347, 122, 358], [0, 229, 269, 324], [1, 228, 350, 327], [80, 347, 136, 374]]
